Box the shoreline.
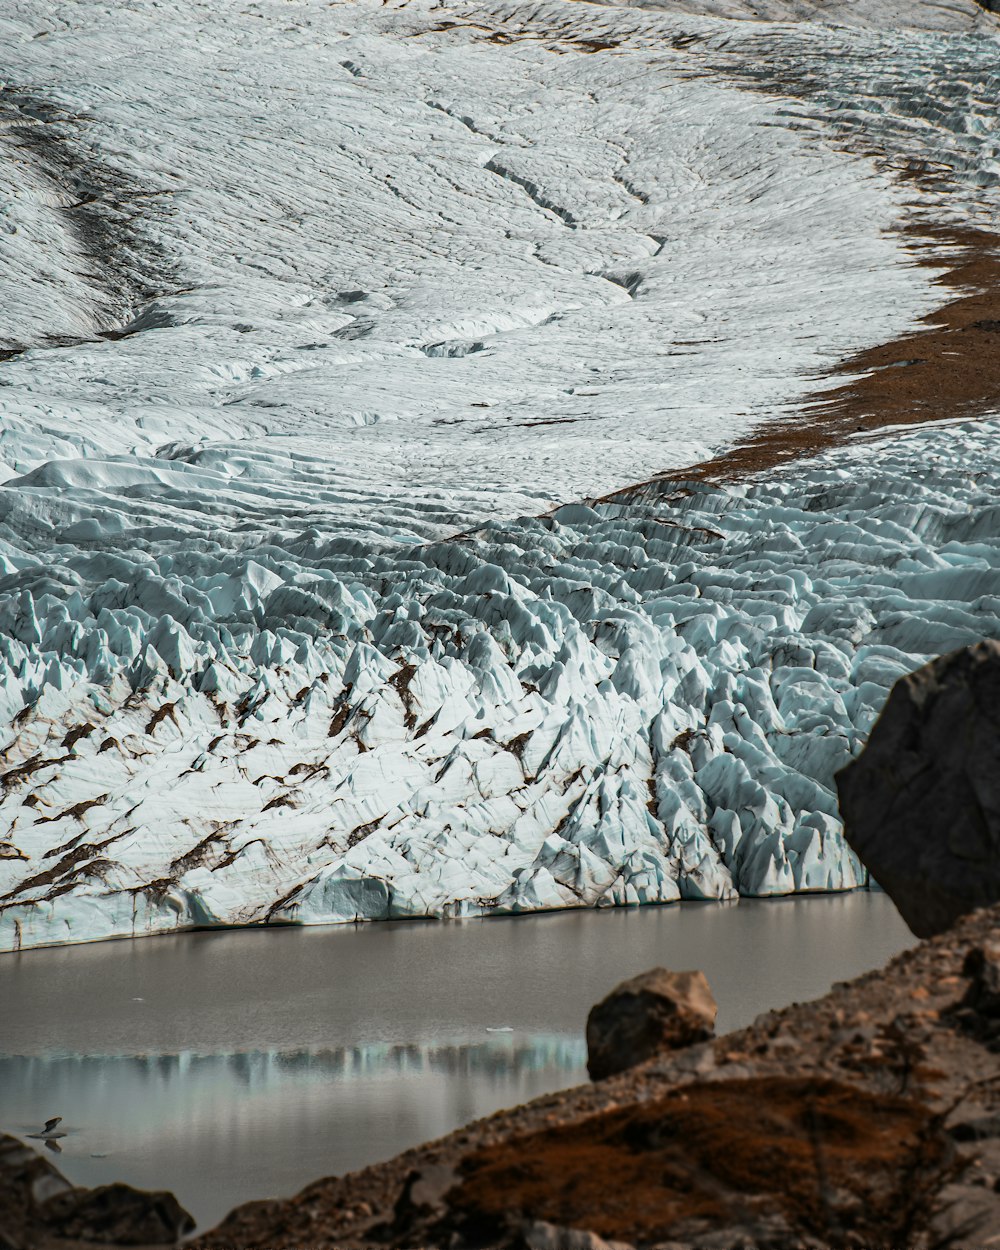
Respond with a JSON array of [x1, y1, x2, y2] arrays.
[[190, 899, 1000, 1249], [0, 878, 883, 960]]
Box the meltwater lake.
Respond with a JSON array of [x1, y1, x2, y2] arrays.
[[0, 894, 913, 1231]]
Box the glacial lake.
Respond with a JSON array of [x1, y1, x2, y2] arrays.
[[0, 894, 913, 1231]]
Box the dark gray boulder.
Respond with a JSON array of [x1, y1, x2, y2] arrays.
[[836, 639, 1000, 938], [0, 1132, 194, 1247], [42, 1181, 195, 1244], [586, 967, 717, 1080]]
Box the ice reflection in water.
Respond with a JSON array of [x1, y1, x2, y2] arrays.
[[1, 1037, 586, 1229], [4, 1035, 586, 1088]]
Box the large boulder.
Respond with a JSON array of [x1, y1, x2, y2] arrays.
[[42, 1181, 195, 1245], [0, 1132, 194, 1247], [836, 639, 1000, 938], [586, 968, 717, 1080]]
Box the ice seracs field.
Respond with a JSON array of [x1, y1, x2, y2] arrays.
[[0, 0, 998, 950]]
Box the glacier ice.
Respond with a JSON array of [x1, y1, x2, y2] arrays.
[[3, 416, 1000, 950], [0, 0, 964, 528], [0, 0, 998, 948]]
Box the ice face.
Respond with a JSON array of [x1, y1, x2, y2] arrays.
[[2, 413, 1000, 950], [0, 0, 998, 948]]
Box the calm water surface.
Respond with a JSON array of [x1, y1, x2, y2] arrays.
[[0, 895, 913, 1230]]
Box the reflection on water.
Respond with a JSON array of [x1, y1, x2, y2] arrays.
[[3, 1034, 586, 1090], [0, 893, 914, 1229], [1, 1037, 586, 1229]]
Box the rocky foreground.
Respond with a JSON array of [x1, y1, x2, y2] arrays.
[[10, 901, 1000, 1250], [175, 900, 1000, 1249]]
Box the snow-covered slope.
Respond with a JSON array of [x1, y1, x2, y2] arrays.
[[0, 0, 959, 532], [0, 0, 998, 949]]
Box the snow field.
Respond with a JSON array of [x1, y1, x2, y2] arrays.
[[0, 0, 951, 535]]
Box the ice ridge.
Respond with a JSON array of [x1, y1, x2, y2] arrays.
[[2, 418, 999, 950]]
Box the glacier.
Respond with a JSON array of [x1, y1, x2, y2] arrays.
[[3, 415, 1000, 950], [0, 0, 998, 949]]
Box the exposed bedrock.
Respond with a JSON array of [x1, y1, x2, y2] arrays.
[[586, 968, 717, 1080], [837, 638, 1000, 939]]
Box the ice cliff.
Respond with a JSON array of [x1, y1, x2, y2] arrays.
[[3, 416, 1000, 949]]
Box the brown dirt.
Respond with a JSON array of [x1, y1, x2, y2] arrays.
[[596, 224, 1000, 500], [446, 1076, 946, 1245]]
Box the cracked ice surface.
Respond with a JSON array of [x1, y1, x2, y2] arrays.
[[0, 0, 999, 948], [3, 416, 1000, 950], [0, 0, 956, 535]]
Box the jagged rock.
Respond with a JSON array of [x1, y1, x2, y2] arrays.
[[836, 640, 1000, 938], [950, 945, 1000, 1049], [0, 1132, 194, 1247], [41, 1182, 195, 1244], [586, 968, 717, 1080], [379, 1162, 457, 1238], [0, 1133, 74, 1245], [962, 945, 1000, 1017], [947, 1109, 1000, 1141]]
